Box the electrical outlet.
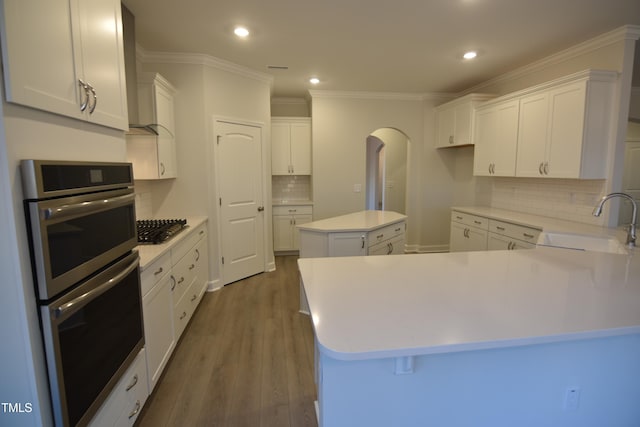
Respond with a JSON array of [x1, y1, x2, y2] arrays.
[[564, 387, 580, 411]]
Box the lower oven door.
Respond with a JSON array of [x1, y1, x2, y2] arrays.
[[41, 251, 144, 427]]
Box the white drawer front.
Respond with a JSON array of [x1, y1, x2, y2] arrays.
[[489, 219, 540, 243], [140, 252, 171, 297], [273, 205, 313, 216], [451, 211, 489, 230], [367, 221, 405, 246]]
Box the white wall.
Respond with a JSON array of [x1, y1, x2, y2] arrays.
[[0, 91, 127, 426], [310, 92, 429, 249], [138, 53, 274, 283]]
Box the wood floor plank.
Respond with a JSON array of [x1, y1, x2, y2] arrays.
[[136, 256, 317, 427]]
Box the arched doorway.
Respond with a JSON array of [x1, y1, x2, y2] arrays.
[[365, 128, 409, 214]]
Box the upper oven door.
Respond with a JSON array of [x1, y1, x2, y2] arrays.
[[26, 187, 137, 300]]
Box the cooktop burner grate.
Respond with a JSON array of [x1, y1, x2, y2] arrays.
[[136, 219, 187, 244]]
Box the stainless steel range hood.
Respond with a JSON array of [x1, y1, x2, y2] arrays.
[[122, 4, 162, 136]]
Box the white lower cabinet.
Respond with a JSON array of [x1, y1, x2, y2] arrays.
[[141, 253, 175, 393], [272, 205, 313, 251], [88, 349, 148, 427], [449, 211, 489, 252], [450, 210, 540, 253]]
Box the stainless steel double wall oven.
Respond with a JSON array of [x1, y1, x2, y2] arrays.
[[22, 160, 143, 427]]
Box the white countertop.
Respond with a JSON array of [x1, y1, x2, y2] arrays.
[[297, 210, 406, 233], [136, 216, 207, 270], [298, 247, 640, 361]]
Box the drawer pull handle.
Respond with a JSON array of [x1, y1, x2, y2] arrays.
[[377, 234, 384, 239], [154, 267, 164, 276], [195, 249, 200, 262], [496, 226, 505, 231], [129, 401, 141, 419], [523, 233, 535, 239], [456, 216, 463, 220], [191, 294, 197, 302], [180, 311, 187, 320], [473, 220, 481, 225], [178, 277, 185, 284], [199, 230, 205, 236], [395, 227, 401, 232], [189, 263, 195, 270], [125, 374, 138, 391]]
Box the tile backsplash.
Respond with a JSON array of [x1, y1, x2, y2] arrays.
[[477, 177, 607, 226], [134, 180, 153, 219], [272, 175, 311, 201]]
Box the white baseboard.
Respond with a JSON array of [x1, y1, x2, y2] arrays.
[[404, 243, 449, 254], [206, 279, 222, 292]]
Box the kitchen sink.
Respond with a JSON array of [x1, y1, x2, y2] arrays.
[[537, 231, 628, 254]]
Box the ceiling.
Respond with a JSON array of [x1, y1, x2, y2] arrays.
[[122, 0, 640, 98]]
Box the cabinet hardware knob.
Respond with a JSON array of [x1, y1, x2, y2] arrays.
[[361, 235, 365, 249], [474, 220, 481, 225], [539, 162, 544, 175], [160, 162, 165, 175], [180, 311, 187, 320]]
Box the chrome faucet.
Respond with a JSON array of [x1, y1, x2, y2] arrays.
[[592, 192, 637, 247]]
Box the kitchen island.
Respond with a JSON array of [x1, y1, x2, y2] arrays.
[[298, 247, 640, 427]]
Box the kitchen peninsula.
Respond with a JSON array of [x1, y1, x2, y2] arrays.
[[298, 247, 640, 427]]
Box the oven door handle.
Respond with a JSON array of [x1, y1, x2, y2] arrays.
[[54, 256, 139, 319], [42, 192, 135, 221]]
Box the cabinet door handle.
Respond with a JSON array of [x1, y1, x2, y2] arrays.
[[128, 401, 141, 419], [195, 249, 200, 262], [543, 162, 549, 175], [178, 276, 185, 284], [87, 84, 97, 114], [125, 374, 138, 391], [473, 220, 481, 225], [170, 275, 176, 291], [361, 235, 365, 249], [456, 216, 463, 220], [160, 162, 166, 176], [78, 79, 89, 112], [257, 206, 265, 212], [387, 243, 393, 254], [395, 227, 401, 232], [293, 219, 296, 225], [507, 242, 513, 250]]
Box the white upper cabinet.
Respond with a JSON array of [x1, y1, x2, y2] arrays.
[[126, 73, 177, 180], [473, 99, 519, 176], [0, 0, 128, 130], [516, 75, 615, 179], [271, 118, 311, 175], [473, 70, 616, 179], [435, 94, 494, 148]]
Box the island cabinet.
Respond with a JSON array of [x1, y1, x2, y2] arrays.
[[435, 94, 494, 148], [298, 249, 640, 427], [272, 205, 313, 252], [126, 73, 178, 180], [0, 0, 128, 130], [487, 219, 540, 250], [271, 117, 311, 175], [298, 211, 406, 258]]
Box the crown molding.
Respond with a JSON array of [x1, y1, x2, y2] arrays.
[[136, 44, 274, 86], [461, 24, 640, 95], [309, 90, 424, 101]]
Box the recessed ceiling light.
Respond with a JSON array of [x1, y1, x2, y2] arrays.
[[463, 51, 477, 60], [234, 26, 249, 38], [309, 77, 320, 85]]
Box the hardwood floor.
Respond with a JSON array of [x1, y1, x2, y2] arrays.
[[136, 256, 318, 427]]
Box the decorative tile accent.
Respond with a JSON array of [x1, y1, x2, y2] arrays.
[[272, 175, 311, 201], [486, 178, 606, 226]]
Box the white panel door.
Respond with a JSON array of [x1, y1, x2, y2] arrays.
[[217, 121, 265, 284]]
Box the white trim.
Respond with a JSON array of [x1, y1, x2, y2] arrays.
[[137, 44, 274, 86], [309, 90, 424, 101], [206, 279, 222, 292], [404, 243, 449, 254], [461, 25, 640, 96]]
